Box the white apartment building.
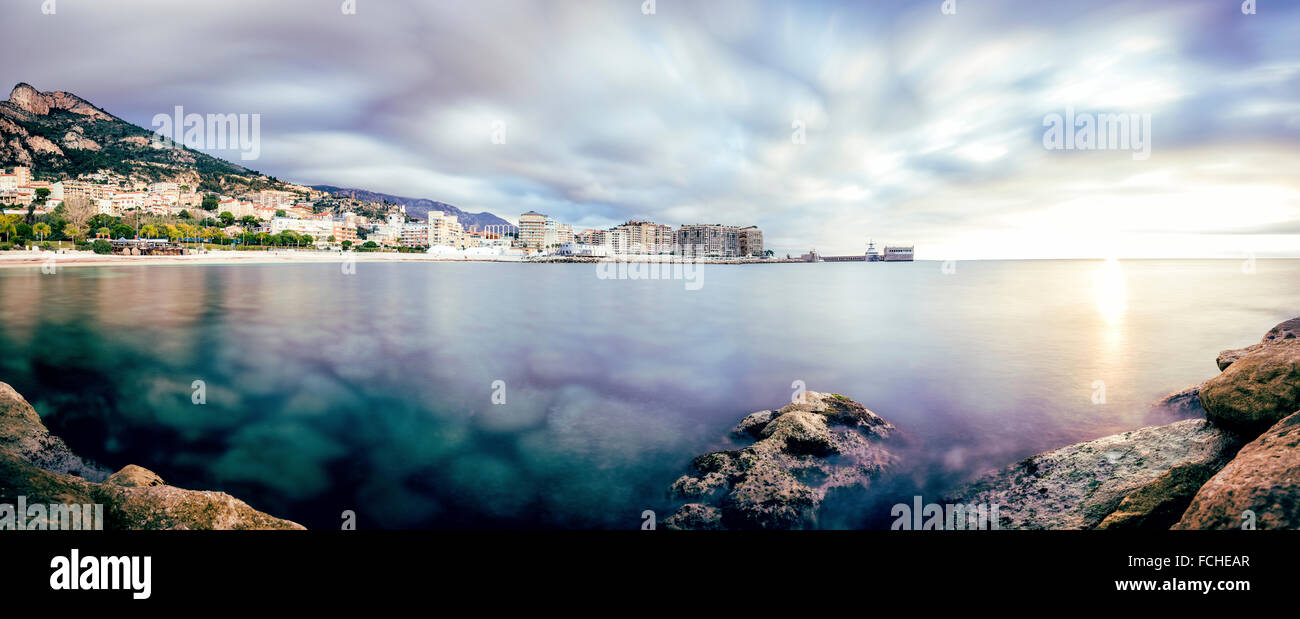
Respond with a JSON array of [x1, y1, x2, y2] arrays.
[[269, 217, 334, 243], [427, 211, 463, 247]]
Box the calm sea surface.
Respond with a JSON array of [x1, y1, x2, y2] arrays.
[[1, 259, 1296, 528]]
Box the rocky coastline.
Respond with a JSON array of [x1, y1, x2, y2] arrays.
[[667, 316, 1300, 530], [0, 381, 302, 530]]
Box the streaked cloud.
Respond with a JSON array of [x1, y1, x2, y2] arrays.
[[3, 0, 1298, 257]]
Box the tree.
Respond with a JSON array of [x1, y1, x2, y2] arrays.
[[218, 211, 235, 226], [67, 223, 87, 246], [341, 240, 352, 250], [0, 216, 16, 244], [201, 194, 219, 211], [275, 209, 287, 218], [33, 222, 51, 243], [300, 234, 314, 247], [62, 196, 96, 249], [240, 215, 258, 227], [177, 210, 192, 220], [96, 227, 111, 239], [92, 239, 111, 255]]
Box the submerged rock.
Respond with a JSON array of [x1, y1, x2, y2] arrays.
[[954, 419, 1243, 530], [1174, 410, 1300, 530], [1200, 339, 1300, 436], [0, 381, 303, 530], [664, 392, 896, 530], [1150, 383, 1205, 419]]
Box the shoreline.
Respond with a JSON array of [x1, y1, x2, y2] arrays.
[[0, 249, 816, 269]]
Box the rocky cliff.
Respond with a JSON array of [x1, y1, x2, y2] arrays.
[[0, 82, 281, 194], [0, 381, 303, 530]]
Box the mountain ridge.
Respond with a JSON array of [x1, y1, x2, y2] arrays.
[[0, 83, 511, 229], [311, 185, 512, 230]]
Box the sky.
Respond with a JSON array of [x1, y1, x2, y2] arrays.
[[3, 0, 1299, 258]]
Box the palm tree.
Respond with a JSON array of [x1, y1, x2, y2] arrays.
[[140, 224, 158, 239], [33, 222, 51, 243], [96, 227, 111, 239], [67, 223, 87, 248], [0, 217, 16, 244]]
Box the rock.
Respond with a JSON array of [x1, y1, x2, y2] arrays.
[[7, 82, 116, 121], [759, 411, 837, 456], [729, 410, 774, 439], [1200, 339, 1300, 435], [25, 135, 62, 155], [0, 381, 302, 530], [1151, 383, 1205, 418], [665, 392, 896, 530], [0, 382, 107, 481], [61, 130, 100, 151], [662, 503, 722, 530], [1216, 317, 1300, 371], [1096, 463, 1220, 529], [1, 452, 303, 530], [7, 83, 48, 115], [1174, 411, 1300, 530], [105, 464, 165, 488], [953, 419, 1243, 529]]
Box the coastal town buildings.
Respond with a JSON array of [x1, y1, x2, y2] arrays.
[[676, 224, 740, 257], [5, 164, 772, 257], [0, 166, 31, 191], [427, 210, 463, 247], [519, 211, 547, 250], [518, 211, 765, 258], [738, 225, 764, 257], [614, 220, 674, 254]]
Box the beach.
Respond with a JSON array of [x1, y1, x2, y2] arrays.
[[0, 249, 518, 268]]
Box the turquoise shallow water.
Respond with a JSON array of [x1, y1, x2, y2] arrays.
[[0, 259, 1296, 528]]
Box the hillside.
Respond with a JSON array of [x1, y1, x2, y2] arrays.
[[0, 83, 292, 195], [0, 83, 516, 229], [312, 185, 512, 231]]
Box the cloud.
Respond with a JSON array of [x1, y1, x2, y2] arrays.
[[3, 0, 1298, 257]]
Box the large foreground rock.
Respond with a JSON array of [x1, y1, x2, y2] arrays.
[[1, 452, 304, 530], [955, 419, 1242, 529], [0, 381, 303, 530], [1174, 411, 1300, 530], [1200, 338, 1300, 436], [663, 392, 895, 530]]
